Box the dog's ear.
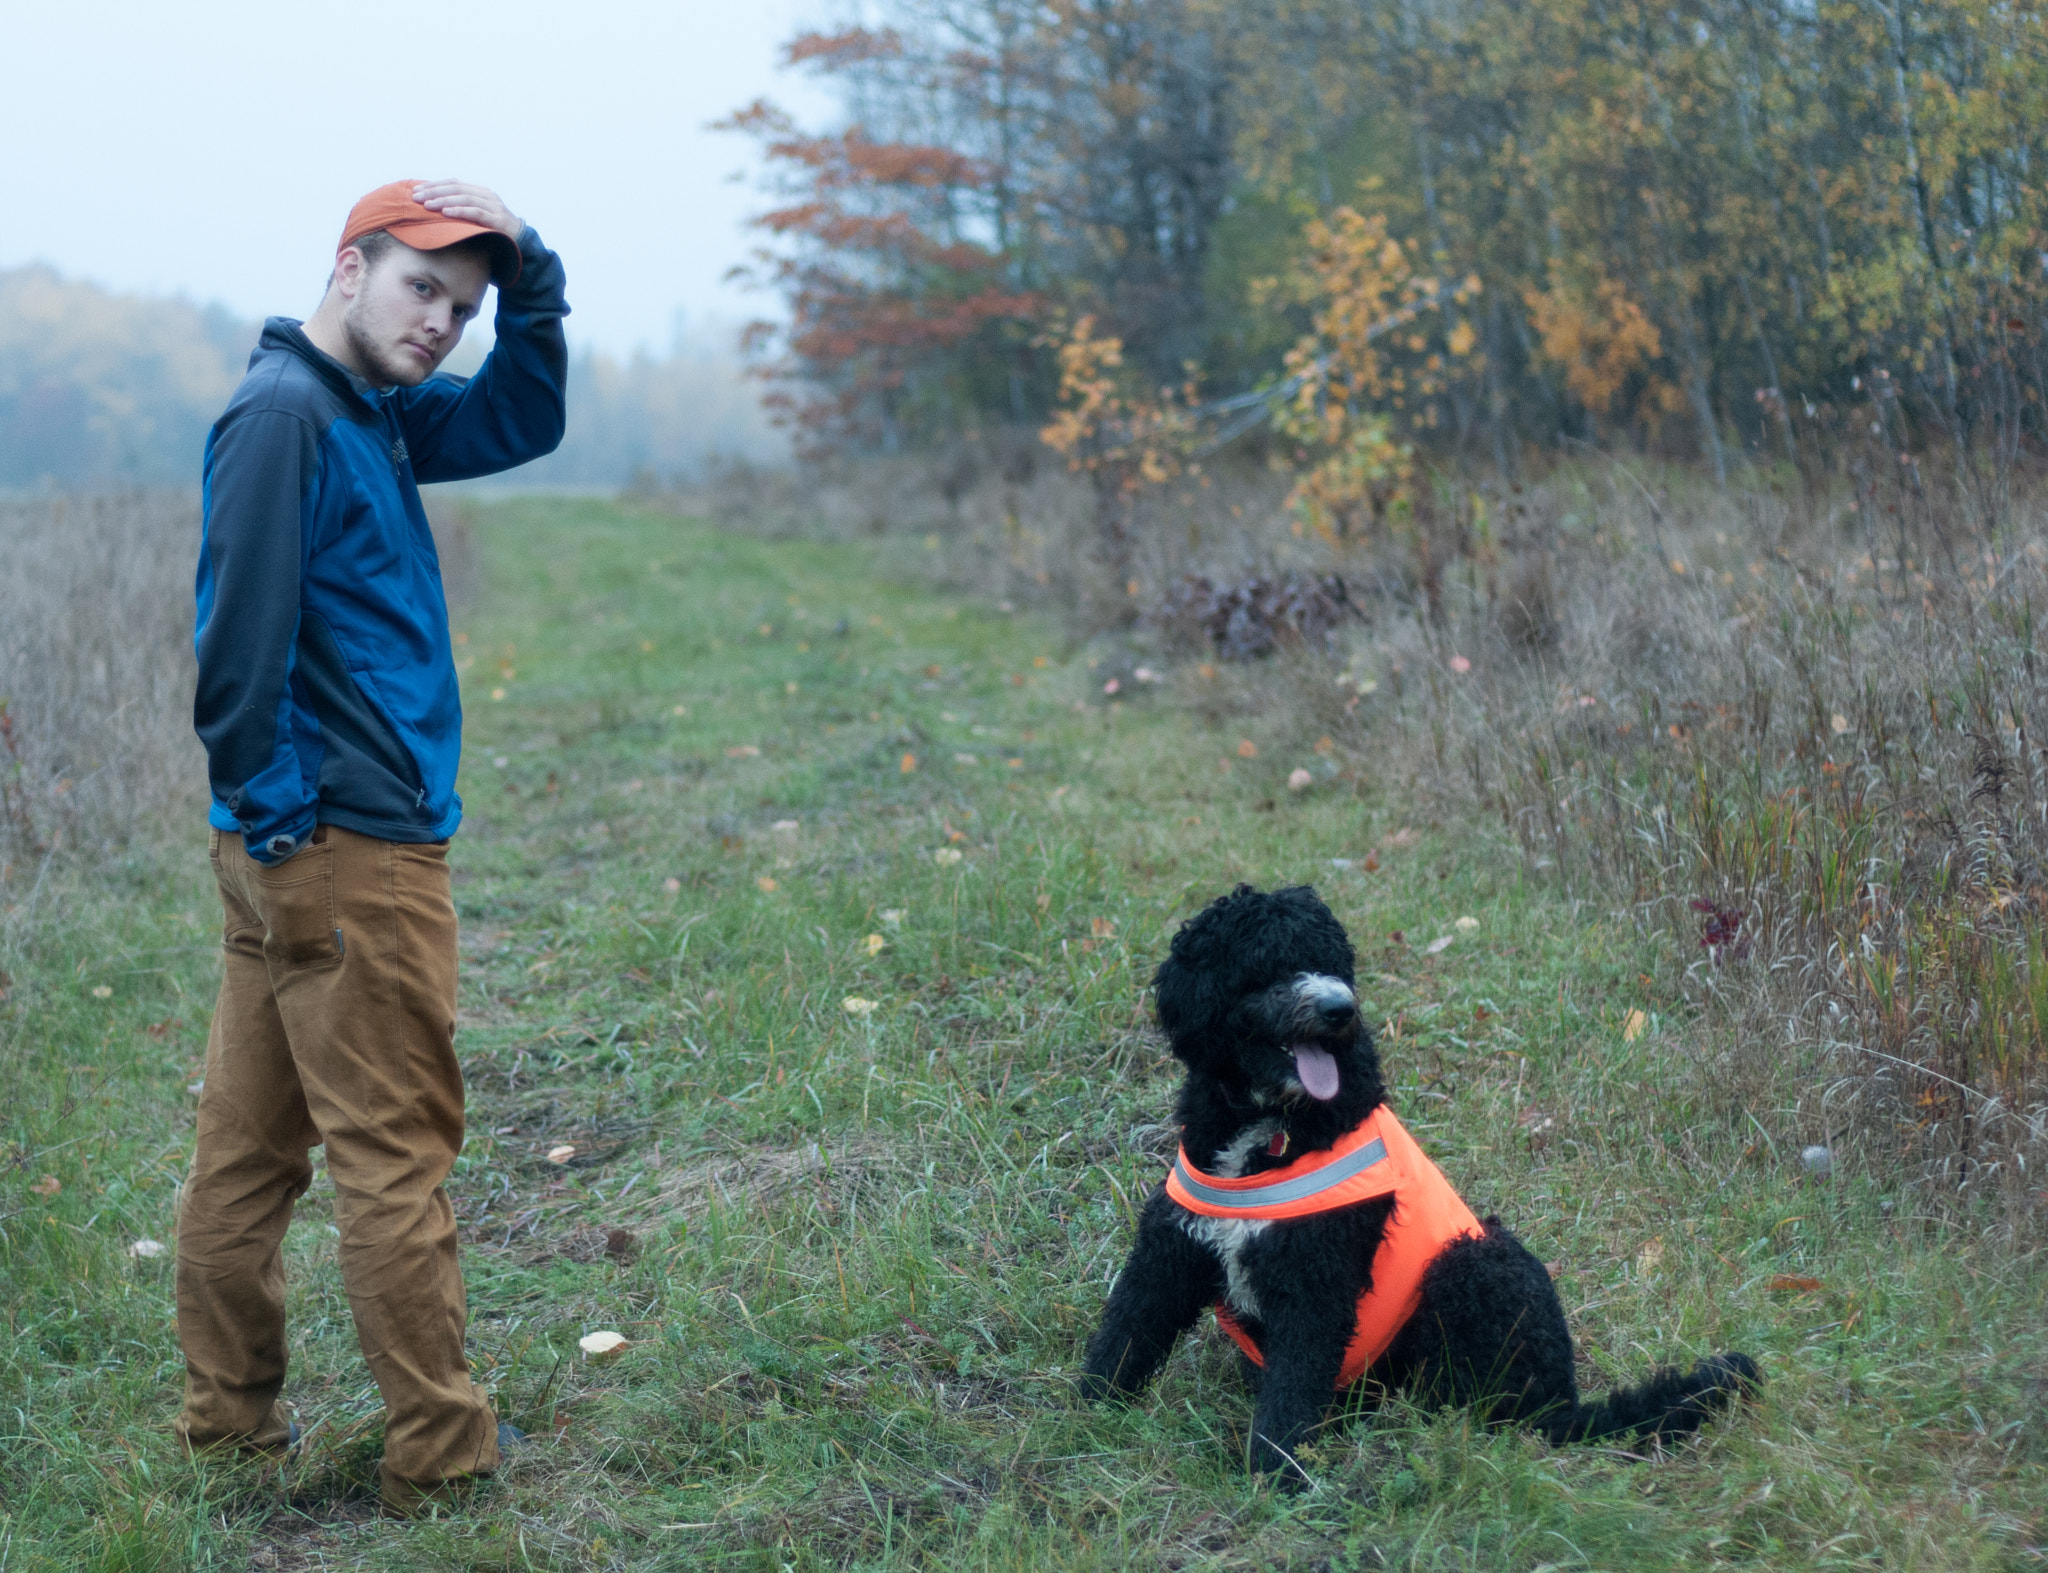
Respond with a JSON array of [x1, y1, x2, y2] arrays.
[[1152, 885, 1262, 1052]]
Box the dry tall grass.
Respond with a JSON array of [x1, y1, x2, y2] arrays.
[[0, 492, 203, 886], [691, 444, 2048, 1236]]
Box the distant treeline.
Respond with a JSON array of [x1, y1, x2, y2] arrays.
[[0, 265, 780, 491], [728, 0, 2048, 472]]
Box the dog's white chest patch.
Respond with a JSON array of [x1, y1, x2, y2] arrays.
[[1174, 1122, 1280, 1322]]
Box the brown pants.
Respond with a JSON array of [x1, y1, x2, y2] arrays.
[[176, 824, 499, 1503]]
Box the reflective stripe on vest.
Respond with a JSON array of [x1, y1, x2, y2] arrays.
[[1169, 1136, 1388, 1211]]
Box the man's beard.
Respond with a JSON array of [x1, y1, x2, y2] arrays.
[[340, 307, 437, 389]]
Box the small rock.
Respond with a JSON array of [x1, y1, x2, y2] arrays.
[[128, 1238, 167, 1259], [1801, 1144, 1833, 1177]]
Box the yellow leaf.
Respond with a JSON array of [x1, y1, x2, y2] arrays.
[[842, 996, 878, 1018], [547, 1145, 577, 1165], [756, 877, 779, 893], [579, 1330, 629, 1357], [900, 752, 918, 774], [1622, 1009, 1648, 1042], [863, 933, 888, 956]]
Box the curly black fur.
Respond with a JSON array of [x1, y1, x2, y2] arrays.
[[1081, 884, 1760, 1482]]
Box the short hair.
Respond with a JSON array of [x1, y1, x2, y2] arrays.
[[326, 229, 498, 292]]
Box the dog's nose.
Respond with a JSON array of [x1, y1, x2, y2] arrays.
[[1315, 996, 1357, 1027]]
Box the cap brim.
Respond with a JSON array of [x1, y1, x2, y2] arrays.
[[381, 217, 522, 286]]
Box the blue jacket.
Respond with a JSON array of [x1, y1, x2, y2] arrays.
[[194, 226, 568, 862]]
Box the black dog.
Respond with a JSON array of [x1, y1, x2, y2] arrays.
[[1081, 884, 1758, 1482]]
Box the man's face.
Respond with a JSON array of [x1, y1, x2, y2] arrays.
[[336, 240, 490, 388]]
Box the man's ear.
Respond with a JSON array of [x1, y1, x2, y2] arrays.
[[330, 244, 371, 301]]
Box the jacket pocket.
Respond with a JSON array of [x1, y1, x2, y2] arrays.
[[297, 613, 430, 823], [250, 840, 343, 970]]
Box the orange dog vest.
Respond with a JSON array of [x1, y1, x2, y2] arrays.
[[1165, 1105, 1483, 1387]]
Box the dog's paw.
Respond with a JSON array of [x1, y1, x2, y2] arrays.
[[1072, 1368, 1124, 1406], [1248, 1436, 1316, 1492]]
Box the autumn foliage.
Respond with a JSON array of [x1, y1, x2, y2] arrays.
[[734, 0, 2048, 495]]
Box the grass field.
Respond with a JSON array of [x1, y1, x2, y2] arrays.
[[2, 497, 2043, 1571]]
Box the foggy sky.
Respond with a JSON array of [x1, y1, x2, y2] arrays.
[[0, 0, 834, 354]]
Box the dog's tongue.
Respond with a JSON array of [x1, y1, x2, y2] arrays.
[[1293, 1045, 1340, 1101]]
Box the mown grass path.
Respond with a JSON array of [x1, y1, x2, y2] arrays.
[[2, 499, 2041, 1570]]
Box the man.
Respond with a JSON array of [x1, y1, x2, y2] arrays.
[[180, 179, 567, 1513]]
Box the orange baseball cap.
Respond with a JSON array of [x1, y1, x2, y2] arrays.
[[338, 179, 521, 285]]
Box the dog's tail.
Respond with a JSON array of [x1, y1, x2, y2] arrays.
[[1543, 1352, 1760, 1447]]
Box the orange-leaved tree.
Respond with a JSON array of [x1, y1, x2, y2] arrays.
[[1272, 207, 1479, 550], [718, 24, 1042, 454]]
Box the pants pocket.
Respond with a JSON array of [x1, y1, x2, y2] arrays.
[[250, 843, 343, 970]]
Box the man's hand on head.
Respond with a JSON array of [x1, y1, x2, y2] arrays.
[[412, 181, 523, 241]]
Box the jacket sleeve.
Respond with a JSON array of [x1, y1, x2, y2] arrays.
[[193, 408, 318, 863], [397, 225, 570, 482]]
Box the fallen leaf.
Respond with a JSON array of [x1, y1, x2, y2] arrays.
[[1090, 917, 1116, 938], [772, 819, 800, 834], [934, 848, 963, 866], [1196, 663, 1217, 680], [1035, 893, 1051, 914], [1314, 736, 1335, 755], [1622, 1008, 1648, 1042], [662, 877, 682, 894], [1102, 678, 1121, 695], [91, 985, 113, 999], [900, 752, 918, 774], [1449, 655, 1472, 674], [1768, 1274, 1823, 1293], [128, 1238, 167, 1259], [1636, 1238, 1665, 1272], [863, 933, 888, 956], [1287, 768, 1313, 791], [1424, 935, 1455, 955], [756, 876, 780, 893], [1387, 827, 1420, 847], [30, 1175, 60, 1197], [1830, 713, 1852, 735], [579, 1330, 629, 1357], [954, 752, 979, 765], [1362, 852, 1380, 873], [1455, 915, 1480, 931], [1006, 757, 1023, 768], [879, 908, 905, 928], [725, 744, 761, 758], [842, 996, 879, 1018], [547, 1145, 577, 1165], [1237, 739, 1258, 758]]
